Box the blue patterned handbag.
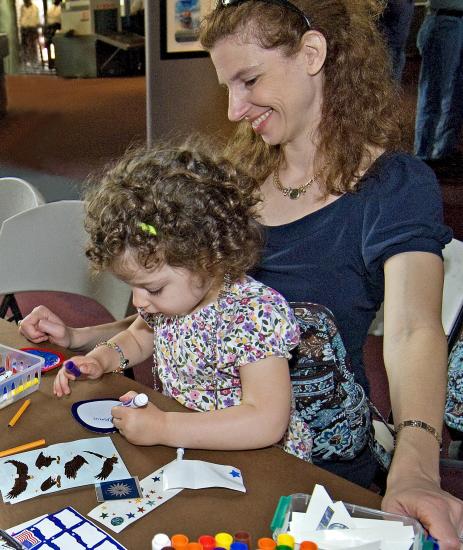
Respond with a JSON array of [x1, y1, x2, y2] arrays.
[[445, 337, 463, 432], [289, 302, 392, 469]]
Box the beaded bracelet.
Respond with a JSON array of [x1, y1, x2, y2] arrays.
[[94, 341, 129, 375], [395, 419, 442, 450]]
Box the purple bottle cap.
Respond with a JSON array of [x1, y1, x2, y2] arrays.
[[65, 360, 81, 377]]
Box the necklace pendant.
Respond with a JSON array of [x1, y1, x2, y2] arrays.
[[289, 188, 301, 200]]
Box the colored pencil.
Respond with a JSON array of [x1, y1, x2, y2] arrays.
[[8, 398, 31, 427], [0, 438, 45, 458]]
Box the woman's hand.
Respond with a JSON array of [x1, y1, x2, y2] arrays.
[[383, 474, 463, 550], [53, 355, 105, 397], [19, 305, 73, 348], [111, 391, 165, 445]]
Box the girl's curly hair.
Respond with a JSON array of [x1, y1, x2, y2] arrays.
[[84, 138, 263, 280], [200, 0, 405, 194]]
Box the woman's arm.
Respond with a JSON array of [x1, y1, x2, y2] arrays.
[[19, 305, 137, 351], [111, 355, 292, 449], [381, 250, 463, 548]]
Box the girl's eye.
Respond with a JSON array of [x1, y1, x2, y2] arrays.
[[148, 288, 162, 296]]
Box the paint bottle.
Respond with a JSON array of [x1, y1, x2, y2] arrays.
[[152, 533, 171, 550]]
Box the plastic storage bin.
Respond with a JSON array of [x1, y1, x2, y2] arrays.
[[0, 344, 43, 410], [271, 493, 425, 550]]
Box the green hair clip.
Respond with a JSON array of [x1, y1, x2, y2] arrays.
[[138, 222, 157, 236]]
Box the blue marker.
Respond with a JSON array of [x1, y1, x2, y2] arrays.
[[119, 393, 148, 408], [65, 360, 81, 377]]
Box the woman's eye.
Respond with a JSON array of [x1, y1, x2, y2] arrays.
[[245, 77, 257, 87]]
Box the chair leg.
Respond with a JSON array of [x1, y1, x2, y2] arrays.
[[0, 294, 23, 324]]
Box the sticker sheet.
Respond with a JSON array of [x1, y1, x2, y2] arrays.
[[0, 437, 130, 504], [88, 461, 182, 533], [11, 506, 126, 549]]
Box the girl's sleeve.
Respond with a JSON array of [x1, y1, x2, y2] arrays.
[[362, 154, 453, 273], [224, 287, 300, 367]]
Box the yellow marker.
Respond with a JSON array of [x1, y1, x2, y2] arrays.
[[215, 533, 233, 550], [8, 399, 31, 427], [277, 534, 295, 549]]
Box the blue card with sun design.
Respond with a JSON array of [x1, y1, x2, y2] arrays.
[[95, 476, 142, 502]]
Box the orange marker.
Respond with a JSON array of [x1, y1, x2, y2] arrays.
[[171, 534, 189, 550], [0, 438, 45, 458], [8, 398, 31, 427], [257, 538, 277, 550]]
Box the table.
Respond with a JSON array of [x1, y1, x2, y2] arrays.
[[0, 319, 381, 548]]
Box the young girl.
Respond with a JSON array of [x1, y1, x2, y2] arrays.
[[53, 142, 310, 460]]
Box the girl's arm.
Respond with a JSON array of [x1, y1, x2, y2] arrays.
[[380, 250, 463, 547], [111, 355, 292, 450], [53, 316, 153, 396]]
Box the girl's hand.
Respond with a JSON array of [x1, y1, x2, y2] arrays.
[[53, 355, 105, 397], [111, 392, 165, 445], [19, 305, 73, 348]]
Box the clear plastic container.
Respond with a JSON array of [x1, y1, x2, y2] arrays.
[[0, 344, 43, 409], [271, 493, 424, 550]]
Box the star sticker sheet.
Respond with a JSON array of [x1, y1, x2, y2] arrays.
[[0, 437, 130, 504], [88, 462, 182, 533]]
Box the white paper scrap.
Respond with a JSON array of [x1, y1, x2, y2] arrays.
[[162, 459, 246, 492], [88, 460, 182, 533]]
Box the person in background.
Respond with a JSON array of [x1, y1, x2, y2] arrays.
[[19, 0, 40, 66], [378, 0, 415, 81], [44, 0, 61, 70], [19, 0, 463, 546], [414, 0, 463, 177], [53, 140, 307, 458]]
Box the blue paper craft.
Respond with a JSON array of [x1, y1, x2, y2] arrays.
[[20, 348, 65, 373], [71, 399, 121, 434], [12, 506, 126, 549]]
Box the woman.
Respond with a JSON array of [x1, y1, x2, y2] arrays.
[[19, 0, 463, 545]]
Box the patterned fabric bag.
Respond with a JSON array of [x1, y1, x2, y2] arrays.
[[445, 338, 463, 432], [289, 302, 392, 470]]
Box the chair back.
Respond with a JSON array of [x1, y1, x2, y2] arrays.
[[0, 200, 132, 320], [0, 177, 45, 225]]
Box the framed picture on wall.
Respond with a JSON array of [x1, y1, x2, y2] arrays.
[[160, 0, 215, 59]]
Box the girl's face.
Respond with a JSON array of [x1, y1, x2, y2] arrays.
[[114, 254, 220, 317], [210, 34, 323, 147]]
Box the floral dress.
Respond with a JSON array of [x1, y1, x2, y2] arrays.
[[139, 275, 313, 462]]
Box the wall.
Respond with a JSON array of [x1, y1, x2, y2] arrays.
[[148, 2, 234, 143]]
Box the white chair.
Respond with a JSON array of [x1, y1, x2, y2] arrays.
[[0, 177, 45, 225], [0, 200, 132, 323]]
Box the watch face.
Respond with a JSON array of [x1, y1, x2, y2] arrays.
[[20, 347, 65, 372], [71, 399, 121, 433]]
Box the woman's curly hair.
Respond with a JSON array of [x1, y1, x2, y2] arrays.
[[200, 0, 405, 194], [84, 138, 263, 281]]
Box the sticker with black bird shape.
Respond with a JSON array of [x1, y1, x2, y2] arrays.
[[64, 454, 89, 479], [5, 459, 33, 498], [35, 451, 60, 469], [84, 451, 119, 480], [40, 474, 62, 492]]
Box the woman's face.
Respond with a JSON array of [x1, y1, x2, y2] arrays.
[[210, 34, 323, 147]]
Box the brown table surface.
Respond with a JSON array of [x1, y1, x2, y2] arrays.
[[0, 318, 381, 548]]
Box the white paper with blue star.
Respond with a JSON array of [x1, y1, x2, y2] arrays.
[[162, 459, 246, 492], [87, 461, 182, 533]]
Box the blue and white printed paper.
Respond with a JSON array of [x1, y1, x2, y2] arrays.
[[11, 506, 126, 549]]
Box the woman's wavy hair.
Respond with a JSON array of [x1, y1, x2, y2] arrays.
[[200, 0, 405, 194], [84, 137, 263, 281]]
